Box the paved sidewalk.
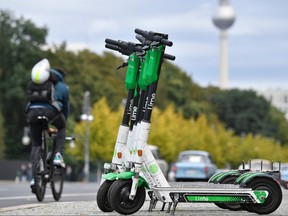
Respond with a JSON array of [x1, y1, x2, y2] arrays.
[[1, 200, 287, 216]]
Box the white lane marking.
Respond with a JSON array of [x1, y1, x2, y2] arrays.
[[0, 193, 96, 201]]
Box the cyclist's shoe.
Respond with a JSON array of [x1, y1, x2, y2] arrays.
[[53, 152, 66, 168], [30, 178, 35, 194]]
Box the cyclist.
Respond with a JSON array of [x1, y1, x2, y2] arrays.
[[25, 59, 70, 188]]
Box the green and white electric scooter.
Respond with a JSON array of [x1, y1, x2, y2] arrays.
[[97, 28, 285, 215], [97, 37, 175, 212]]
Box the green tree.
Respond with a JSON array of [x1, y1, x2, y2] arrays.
[[0, 10, 47, 159], [0, 112, 5, 159], [47, 46, 127, 121], [210, 89, 280, 139], [2, 9, 287, 162], [156, 62, 209, 118], [149, 105, 288, 168], [266, 106, 288, 144], [67, 97, 288, 169], [67, 98, 122, 162]]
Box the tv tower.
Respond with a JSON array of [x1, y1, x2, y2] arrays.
[[212, 0, 236, 89]]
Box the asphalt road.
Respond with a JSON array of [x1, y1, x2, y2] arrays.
[[0, 181, 287, 215], [0, 181, 99, 208]]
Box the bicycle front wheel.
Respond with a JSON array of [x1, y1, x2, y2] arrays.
[[32, 147, 47, 202], [51, 163, 65, 201]]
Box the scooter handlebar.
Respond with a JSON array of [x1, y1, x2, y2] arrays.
[[106, 42, 175, 60], [105, 38, 143, 54], [163, 53, 176, 61], [105, 44, 131, 56], [105, 37, 175, 60], [135, 28, 173, 47], [105, 43, 120, 52], [105, 38, 119, 46]]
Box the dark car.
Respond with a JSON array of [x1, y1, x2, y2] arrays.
[[172, 150, 217, 181]]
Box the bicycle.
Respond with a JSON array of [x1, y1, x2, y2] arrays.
[[31, 115, 74, 202]]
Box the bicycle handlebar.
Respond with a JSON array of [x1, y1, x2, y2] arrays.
[[135, 28, 173, 47], [65, 136, 75, 141]]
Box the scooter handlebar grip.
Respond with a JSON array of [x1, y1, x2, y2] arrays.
[[135, 35, 145, 44], [105, 38, 119, 46], [135, 28, 173, 47], [105, 44, 120, 52], [135, 28, 146, 36], [160, 38, 173, 47], [163, 53, 176, 61]]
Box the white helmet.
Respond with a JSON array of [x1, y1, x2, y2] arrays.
[[31, 59, 50, 84]]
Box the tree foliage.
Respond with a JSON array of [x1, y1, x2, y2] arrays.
[[149, 106, 288, 167], [209, 89, 288, 144], [46, 45, 127, 119], [0, 112, 5, 159], [0, 10, 47, 158], [1, 10, 288, 162], [70, 99, 288, 169], [67, 98, 122, 162], [156, 62, 211, 118]]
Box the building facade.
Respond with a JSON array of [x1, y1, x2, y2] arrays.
[[257, 89, 288, 120]]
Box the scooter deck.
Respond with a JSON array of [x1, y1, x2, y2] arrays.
[[150, 182, 267, 204], [169, 181, 242, 189]]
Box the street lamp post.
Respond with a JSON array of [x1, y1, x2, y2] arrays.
[[81, 91, 93, 182], [212, 0, 236, 89]]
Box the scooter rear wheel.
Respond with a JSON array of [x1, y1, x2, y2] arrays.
[[214, 175, 242, 211], [108, 179, 146, 215], [241, 177, 282, 214]]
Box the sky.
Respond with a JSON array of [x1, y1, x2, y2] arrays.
[[2, 0, 288, 91]]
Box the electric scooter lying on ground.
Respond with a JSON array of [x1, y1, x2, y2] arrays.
[[97, 28, 287, 215]]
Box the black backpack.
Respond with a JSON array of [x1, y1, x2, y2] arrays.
[[27, 80, 54, 104], [27, 72, 61, 111]]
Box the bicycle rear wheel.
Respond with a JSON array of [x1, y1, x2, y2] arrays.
[[32, 147, 47, 202], [51, 160, 65, 201]]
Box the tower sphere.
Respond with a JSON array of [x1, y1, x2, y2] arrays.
[[212, 0, 236, 30]]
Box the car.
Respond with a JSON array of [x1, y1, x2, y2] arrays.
[[280, 163, 288, 182], [148, 144, 169, 177], [172, 150, 218, 182]]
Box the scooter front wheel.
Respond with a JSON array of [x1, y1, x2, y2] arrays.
[[96, 180, 114, 212], [108, 179, 146, 215]]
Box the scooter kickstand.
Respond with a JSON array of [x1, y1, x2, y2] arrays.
[[166, 202, 172, 213], [161, 202, 166, 211], [170, 193, 179, 215], [148, 197, 158, 212], [171, 201, 178, 215]]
